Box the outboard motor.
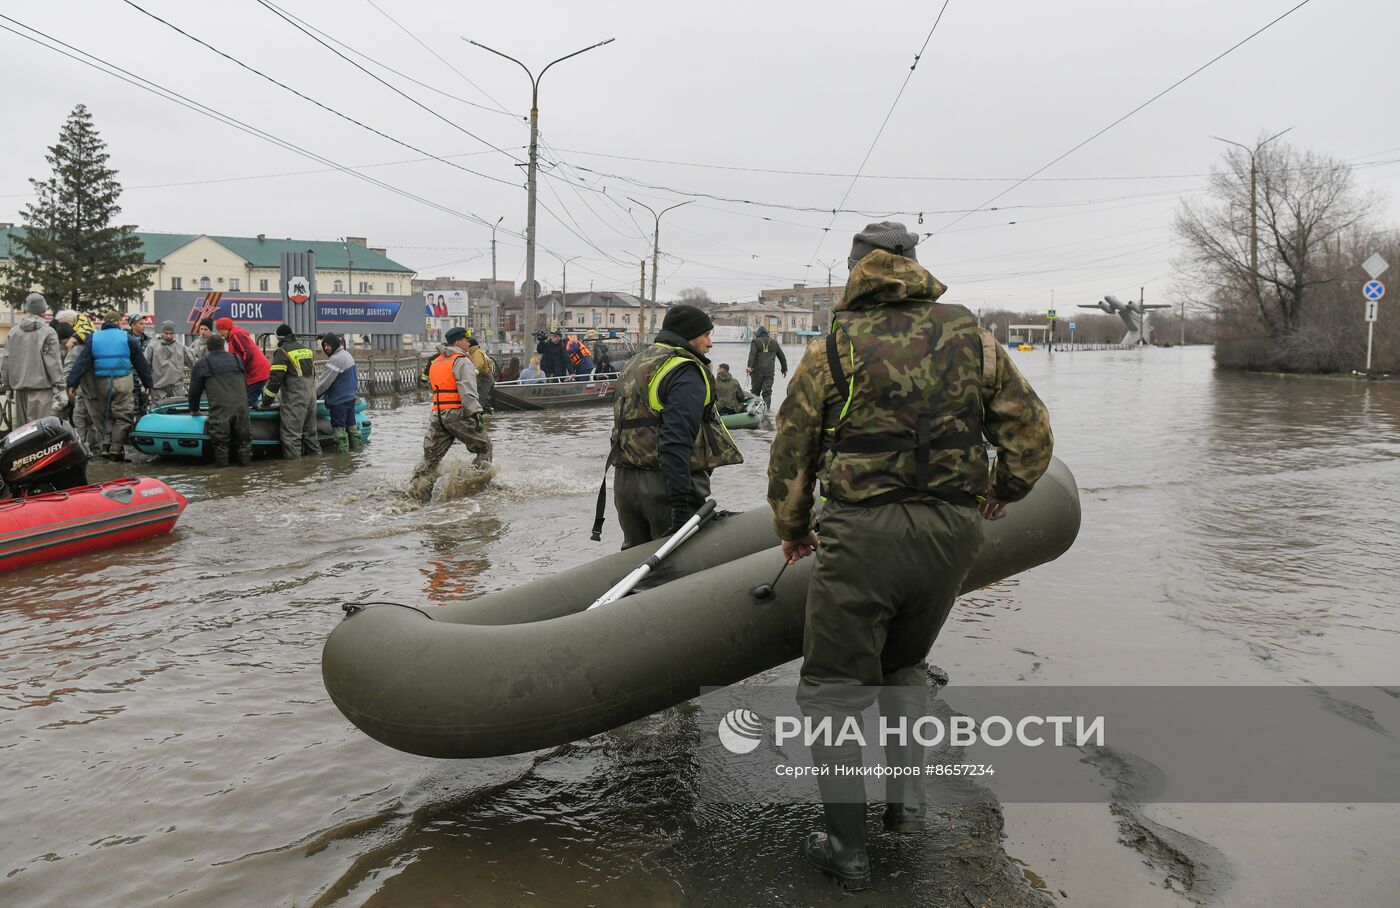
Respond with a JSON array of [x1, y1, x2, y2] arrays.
[[0, 416, 91, 498]]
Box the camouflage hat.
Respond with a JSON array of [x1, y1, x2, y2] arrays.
[[849, 221, 919, 269]]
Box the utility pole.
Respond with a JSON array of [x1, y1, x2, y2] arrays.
[[465, 37, 615, 339], [631, 198, 692, 342], [816, 258, 839, 333], [638, 259, 646, 342], [489, 216, 502, 342], [1210, 128, 1292, 319], [544, 249, 580, 331]]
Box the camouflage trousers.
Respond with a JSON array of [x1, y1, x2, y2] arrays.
[[411, 409, 492, 481], [613, 466, 711, 551], [796, 498, 984, 721]]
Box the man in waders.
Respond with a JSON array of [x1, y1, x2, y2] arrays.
[[315, 334, 361, 453], [258, 324, 321, 459], [188, 335, 253, 467], [602, 304, 743, 549], [65, 314, 154, 462], [767, 222, 1054, 891], [409, 327, 492, 500], [746, 325, 787, 408]]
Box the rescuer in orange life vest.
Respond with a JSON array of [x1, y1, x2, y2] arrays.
[[408, 326, 493, 500]]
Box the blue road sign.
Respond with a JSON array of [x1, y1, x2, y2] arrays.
[[1069, 321, 1076, 330], [1363, 280, 1385, 301]]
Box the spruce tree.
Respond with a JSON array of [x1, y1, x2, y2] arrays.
[[3, 104, 150, 313]]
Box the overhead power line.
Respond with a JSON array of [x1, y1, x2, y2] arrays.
[[811, 0, 953, 259], [118, 0, 522, 188], [930, 0, 1320, 236], [0, 15, 511, 233]]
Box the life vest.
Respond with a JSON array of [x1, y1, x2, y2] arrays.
[[611, 342, 743, 473], [821, 301, 995, 509], [428, 351, 465, 411], [90, 327, 132, 378], [566, 337, 592, 365]]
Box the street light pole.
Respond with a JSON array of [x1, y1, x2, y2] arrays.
[[630, 198, 692, 339], [1210, 128, 1292, 318], [465, 37, 615, 340], [489, 216, 502, 341], [543, 249, 580, 329], [816, 258, 839, 333]]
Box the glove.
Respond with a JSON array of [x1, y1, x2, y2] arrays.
[[665, 505, 692, 536], [472, 411, 485, 432]]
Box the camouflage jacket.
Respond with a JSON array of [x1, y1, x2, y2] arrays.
[[766, 250, 1053, 540], [713, 370, 747, 412], [611, 339, 744, 474]]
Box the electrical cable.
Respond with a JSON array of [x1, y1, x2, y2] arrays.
[[0, 15, 511, 233], [929, 0, 1320, 237], [118, 0, 522, 188]]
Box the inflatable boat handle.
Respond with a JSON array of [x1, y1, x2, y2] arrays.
[[587, 499, 719, 610]]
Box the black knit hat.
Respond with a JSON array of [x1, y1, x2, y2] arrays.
[[275, 323, 294, 338], [444, 326, 468, 344], [661, 304, 714, 340]]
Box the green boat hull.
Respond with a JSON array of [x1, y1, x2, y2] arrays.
[[323, 457, 1082, 759]]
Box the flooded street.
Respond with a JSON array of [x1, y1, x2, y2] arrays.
[[3, 344, 1398, 906]]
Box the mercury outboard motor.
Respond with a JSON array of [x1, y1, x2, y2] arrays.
[[0, 416, 91, 498]]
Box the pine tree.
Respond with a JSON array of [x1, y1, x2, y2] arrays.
[[3, 104, 150, 314]]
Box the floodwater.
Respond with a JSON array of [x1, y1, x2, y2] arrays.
[[2, 343, 1398, 906]]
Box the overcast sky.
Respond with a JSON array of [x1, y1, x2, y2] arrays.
[[2, 0, 1397, 314]]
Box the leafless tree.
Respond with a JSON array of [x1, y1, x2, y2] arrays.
[[1174, 138, 1372, 338]]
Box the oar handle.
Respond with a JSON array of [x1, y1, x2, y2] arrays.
[[587, 499, 718, 609]]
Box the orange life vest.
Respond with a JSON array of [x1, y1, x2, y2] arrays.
[[429, 351, 465, 411], [566, 337, 592, 364]]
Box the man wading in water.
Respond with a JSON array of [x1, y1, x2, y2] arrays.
[[767, 222, 1053, 891]]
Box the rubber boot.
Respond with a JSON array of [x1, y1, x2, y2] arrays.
[[235, 439, 253, 467], [879, 685, 929, 833], [333, 427, 350, 454], [347, 424, 364, 452], [802, 743, 871, 892], [212, 445, 230, 468]]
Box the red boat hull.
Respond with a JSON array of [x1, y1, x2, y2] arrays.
[[0, 478, 188, 572]]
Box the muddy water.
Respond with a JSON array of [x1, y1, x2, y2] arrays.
[[3, 344, 1398, 906]]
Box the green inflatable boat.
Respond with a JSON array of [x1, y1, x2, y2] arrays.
[[720, 395, 767, 430], [131, 398, 372, 459], [322, 457, 1081, 759]]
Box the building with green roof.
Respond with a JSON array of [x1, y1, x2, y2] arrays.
[[1, 224, 415, 315]]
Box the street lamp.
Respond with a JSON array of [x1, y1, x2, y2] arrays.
[[1209, 128, 1291, 317], [489, 215, 503, 340], [464, 36, 615, 338], [543, 249, 581, 329], [629, 198, 692, 339]]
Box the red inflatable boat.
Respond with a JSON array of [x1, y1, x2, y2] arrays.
[[0, 477, 188, 572]]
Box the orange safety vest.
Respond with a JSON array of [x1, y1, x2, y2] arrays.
[[429, 351, 465, 411], [566, 337, 592, 364]]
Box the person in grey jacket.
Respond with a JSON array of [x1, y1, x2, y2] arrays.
[[145, 321, 197, 403], [188, 335, 252, 467], [1, 293, 65, 425]]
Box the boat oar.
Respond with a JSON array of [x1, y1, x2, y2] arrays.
[[587, 499, 718, 609]]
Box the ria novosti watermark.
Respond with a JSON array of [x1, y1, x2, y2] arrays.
[[696, 685, 1400, 804]]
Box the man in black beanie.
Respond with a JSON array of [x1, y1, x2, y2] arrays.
[[595, 303, 743, 548]]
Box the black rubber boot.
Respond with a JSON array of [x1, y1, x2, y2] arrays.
[[879, 685, 929, 833], [802, 802, 871, 891], [803, 741, 871, 891]]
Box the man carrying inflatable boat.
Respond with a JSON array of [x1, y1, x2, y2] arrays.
[[767, 222, 1054, 891]]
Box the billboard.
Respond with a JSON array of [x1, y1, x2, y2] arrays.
[[154, 291, 424, 336], [423, 290, 468, 318]]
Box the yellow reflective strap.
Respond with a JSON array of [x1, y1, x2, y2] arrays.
[[646, 348, 712, 411]]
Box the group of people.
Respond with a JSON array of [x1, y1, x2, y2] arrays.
[[533, 329, 614, 380], [592, 222, 1054, 892], [0, 295, 362, 466]]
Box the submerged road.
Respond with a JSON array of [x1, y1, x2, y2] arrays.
[[2, 344, 1398, 906]]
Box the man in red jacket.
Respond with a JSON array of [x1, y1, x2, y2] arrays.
[[214, 317, 272, 406]]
